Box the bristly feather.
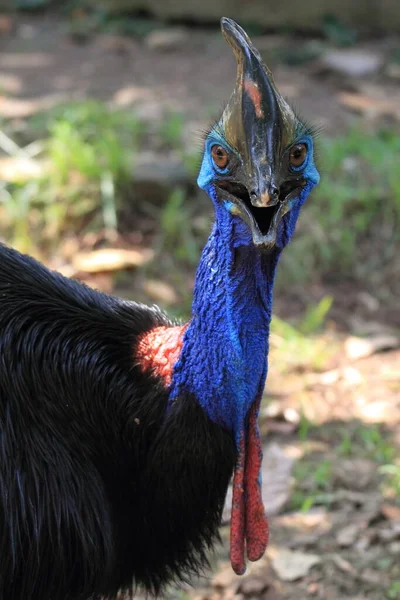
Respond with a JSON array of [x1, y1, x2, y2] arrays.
[[0, 243, 236, 600]]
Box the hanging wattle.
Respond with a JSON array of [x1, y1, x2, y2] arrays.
[[230, 396, 269, 574]]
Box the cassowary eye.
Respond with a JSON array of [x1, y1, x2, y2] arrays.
[[289, 143, 307, 168], [211, 145, 229, 169]]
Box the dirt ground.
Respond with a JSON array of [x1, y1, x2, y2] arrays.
[[0, 12, 399, 600]]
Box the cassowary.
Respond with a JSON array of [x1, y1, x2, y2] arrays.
[[0, 18, 320, 600]]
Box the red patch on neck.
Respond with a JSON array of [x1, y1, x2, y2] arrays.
[[136, 324, 187, 387]]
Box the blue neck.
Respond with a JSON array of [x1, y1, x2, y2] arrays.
[[170, 186, 281, 444]]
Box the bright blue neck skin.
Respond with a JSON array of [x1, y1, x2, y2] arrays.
[[169, 135, 319, 446]]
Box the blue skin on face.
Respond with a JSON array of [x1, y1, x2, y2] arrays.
[[169, 129, 319, 445]]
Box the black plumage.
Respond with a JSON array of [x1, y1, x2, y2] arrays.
[[0, 243, 235, 599]]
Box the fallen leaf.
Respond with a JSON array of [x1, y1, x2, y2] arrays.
[[72, 248, 154, 273], [143, 279, 178, 304], [344, 335, 399, 360], [239, 574, 270, 595], [0, 157, 49, 182], [268, 546, 321, 582], [0, 93, 67, 118], [381, 504, 400, 523], [330, 553, 357, 576], [338, 92, 400, 119]]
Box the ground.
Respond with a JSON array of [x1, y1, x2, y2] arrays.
[[0, 10, 399, 600]]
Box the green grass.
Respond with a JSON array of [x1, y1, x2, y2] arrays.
[[290, 459, 333, 512], [291, 423, 399, 512], [281, 128, 400, 288], [1, 101, 143, 254], [2, 103, 399, 292], [270, 295, 334, 372], [387, 581, 400, 600]]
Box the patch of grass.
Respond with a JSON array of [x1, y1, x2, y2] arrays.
[[281, 128, 400, 289], [158, 187, 204, 267], [270, 296, 335, 372], [337, 424, 399, 503], [290, 458, 333, 512], [1, 101, 143, 254], [387, 580, 400, 600], [159, 112, 185, 149], [337, 424, 396, 463]]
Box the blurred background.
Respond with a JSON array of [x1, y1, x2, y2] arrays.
[[0, 1, 399, 599]]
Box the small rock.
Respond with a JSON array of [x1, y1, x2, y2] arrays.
[[321, 49, 384, 77], [319, 369, 340, 385], [387, 62, 400, 79], [283, 407, 300, 424], [388, 541, 400, 555], [360, 568, 386, 586], [133, 151, 190, 205], [342, 366, 363, 386], [268, 546, 321, 582], [344, 334, 399, 360], [145, 28, 189, 51], [239, 576, 268, 595], [336, 523, 360, 547], [332, 458, 376, 490], [378, 526, 400, 543], [357, 291, 380, 312]]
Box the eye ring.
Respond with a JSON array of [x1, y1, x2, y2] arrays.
[[211, 145, 229, 170], [289, 143, 308, 169]]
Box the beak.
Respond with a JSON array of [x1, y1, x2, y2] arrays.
[[219, 18, 298, 248]]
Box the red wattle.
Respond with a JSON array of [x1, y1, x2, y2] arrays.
[[230, 434, 246, 575], [245, 397, 269, 561], [230, 396, 269, 575]]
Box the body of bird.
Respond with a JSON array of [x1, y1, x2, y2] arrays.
[[0, 18, 320, 600]]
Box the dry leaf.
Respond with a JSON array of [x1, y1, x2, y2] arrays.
[[381, 504, 400, 523], [0, 157, 48, 182], [331, 553, 357, 576], [143, 280, 178, 304], [72, 248, 154, 273], [338, 92, 400, 119]]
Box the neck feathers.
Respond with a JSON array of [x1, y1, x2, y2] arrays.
[[170, 198, 280, 441]]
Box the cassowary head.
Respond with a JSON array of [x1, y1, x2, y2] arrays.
[[198, 18, 320, 250]]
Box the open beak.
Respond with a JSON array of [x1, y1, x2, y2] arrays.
[[218, 18, 299, 249], [216, 177, 304, 248]]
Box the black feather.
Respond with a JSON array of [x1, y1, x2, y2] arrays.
[[0, 243, 236, 599]]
